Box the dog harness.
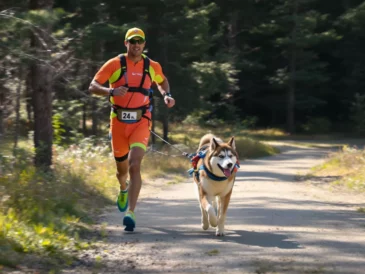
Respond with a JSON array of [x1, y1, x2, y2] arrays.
[[188, 150, 240, 182], [109, 54, 153, 124]]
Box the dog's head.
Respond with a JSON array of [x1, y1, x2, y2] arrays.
[[207, 137, 238, 178]]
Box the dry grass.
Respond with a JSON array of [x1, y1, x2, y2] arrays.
[[310, 145, 365, 192], [0, 126, 280, 269]]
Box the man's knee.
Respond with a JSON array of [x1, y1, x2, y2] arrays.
[[116, 170, 128, 179], [129, 159, 142, 174]]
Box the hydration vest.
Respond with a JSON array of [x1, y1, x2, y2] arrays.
[[109, 54, 154, 123]]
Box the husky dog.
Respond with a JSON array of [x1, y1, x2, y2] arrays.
[[191, 134, 239, 236]]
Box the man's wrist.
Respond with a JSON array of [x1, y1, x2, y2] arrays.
[[109, 88, 114, 96], [163, 92, 172, 98]]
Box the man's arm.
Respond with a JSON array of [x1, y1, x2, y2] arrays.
[[88, 58, 128, 97], [157, 77, 175, 108], [156, 77, 170, 97], [89, 80, 111, 96], [89, 80, 128, 97]]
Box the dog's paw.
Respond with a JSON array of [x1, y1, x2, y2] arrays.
[[216, 229, 225, 236], [201, 222, 209, 230]]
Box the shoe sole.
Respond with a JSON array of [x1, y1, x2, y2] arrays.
[[123, 216, 135, 232]]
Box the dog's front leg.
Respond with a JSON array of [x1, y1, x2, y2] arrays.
[[216, 189, 232, 236], [195, 183, 209, 230], [199, 187, 217, 228]]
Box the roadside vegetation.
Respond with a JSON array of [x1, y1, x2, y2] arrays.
[[0, 124, 279, 271], [309, 145, 365, 193]]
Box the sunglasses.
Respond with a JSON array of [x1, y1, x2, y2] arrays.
[[128, 38, 145, 45]]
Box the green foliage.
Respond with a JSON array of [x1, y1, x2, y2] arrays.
[[182, 110, 211, 125], [302, 117, 332, 134], [52, 100, 89, 145], [191, 61, 239, 94], [167, 123, 279, 159], [52, 113, 66, 145], [0, 138, 113, 267], [235, 137, 280, 159]]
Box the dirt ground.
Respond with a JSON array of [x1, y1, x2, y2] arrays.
[[14, 141, 365, 274]]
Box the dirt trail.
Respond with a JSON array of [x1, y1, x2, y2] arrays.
[[66, 143, 365, 274]]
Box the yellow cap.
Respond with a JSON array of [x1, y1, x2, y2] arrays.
[[125, 27, 145, 41]]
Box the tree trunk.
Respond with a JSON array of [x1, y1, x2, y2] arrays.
[[31, 64, 54, 167], [13, 67, 22, 153], [287, 0, 298, 134], [82, 101, 87, 135], [227, 10, 238, 56], [90, 45, 102, 137], [29, 0, 54, 169], [25, 69, 33, 123]]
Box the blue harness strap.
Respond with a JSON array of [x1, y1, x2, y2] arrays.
[[200, 165, 227, 181]]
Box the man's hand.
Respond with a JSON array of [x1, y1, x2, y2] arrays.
[[164, 96, 175, 108], [112, 86, 129, 97]]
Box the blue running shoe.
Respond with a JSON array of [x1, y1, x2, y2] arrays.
[[123, 210, 136, 232]]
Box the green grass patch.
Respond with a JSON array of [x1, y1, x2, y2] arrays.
[[205, 249, 219, 256], [0, 137, 114, 269], [310, 145, 365, 192], [165, 123, 280, 159], [357, 208, 365, 213], [143, 124, 279, 179], [0, 126, 279, 269]]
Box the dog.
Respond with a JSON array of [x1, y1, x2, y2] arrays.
[[190, 133, 239, 236]]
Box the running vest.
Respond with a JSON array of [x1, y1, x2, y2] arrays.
[[109, 54, 153, 123]]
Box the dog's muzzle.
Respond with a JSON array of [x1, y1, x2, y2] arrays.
[[218, 163, 233, 177]]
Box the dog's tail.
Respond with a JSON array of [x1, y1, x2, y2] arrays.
[[198, 133, 216, 151]]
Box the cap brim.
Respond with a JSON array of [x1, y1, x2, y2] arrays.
[[126, 35, 145, 41]]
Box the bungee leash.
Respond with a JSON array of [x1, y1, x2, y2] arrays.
[[149, 130, 193, 159]]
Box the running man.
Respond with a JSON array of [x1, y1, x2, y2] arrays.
[[89, 27, 175, 231]]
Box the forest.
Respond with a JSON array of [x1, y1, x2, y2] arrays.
[[1, 0, 365, 168]]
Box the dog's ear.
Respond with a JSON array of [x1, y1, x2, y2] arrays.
[[228, 136, 236, 150], [210, 137, 220, 151]]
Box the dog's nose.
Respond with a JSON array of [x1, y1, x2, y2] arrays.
[[227, 163, 233, 168]]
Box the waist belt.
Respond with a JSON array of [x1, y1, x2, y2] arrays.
[[112, 105, 150, 124]]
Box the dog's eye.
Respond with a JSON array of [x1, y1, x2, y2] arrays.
[[219, 155, 224, 159], [228, 155, 233, 158]]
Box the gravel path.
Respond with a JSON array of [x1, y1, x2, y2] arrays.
[[65, 143, 365, 274]]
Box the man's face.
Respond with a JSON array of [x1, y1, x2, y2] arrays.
[[125, 37, 145, 57]]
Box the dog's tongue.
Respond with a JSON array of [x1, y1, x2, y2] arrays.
[[223, 168, 232, 177]]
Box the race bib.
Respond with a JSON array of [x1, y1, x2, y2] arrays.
[[121, 111, 137, 121], [115, 108, 143, 123]]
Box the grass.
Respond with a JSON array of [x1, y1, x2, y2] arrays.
[[309, 145, 365, 192], [158, 123, 280, 159], [0, 138, 113, 270], [0, 125, 280, 270]]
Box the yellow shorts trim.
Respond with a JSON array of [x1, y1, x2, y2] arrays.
[[130, 142, 147, 151]]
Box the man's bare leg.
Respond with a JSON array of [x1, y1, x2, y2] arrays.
[[116, 159, 129, 191], [127, 147, 145, 212]]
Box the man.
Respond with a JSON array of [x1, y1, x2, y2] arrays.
[[89, 27, 175, 232]]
